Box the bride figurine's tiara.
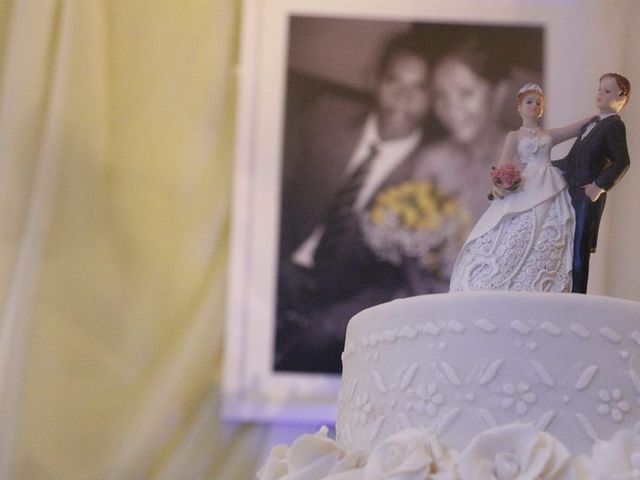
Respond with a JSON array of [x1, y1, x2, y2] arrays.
[[518, 83, 544, 96]]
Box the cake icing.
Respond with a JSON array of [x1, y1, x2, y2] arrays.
[[336, 292, 640, 455], [258, 292, 640, 479]]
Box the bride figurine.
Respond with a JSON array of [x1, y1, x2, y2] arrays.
[[449, 83, 590, 292]]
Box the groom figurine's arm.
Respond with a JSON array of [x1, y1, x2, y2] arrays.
[[550, 116, 593, 175], [551, 156, 568, 173], [551, 140, 579, 173], [593, 120, 630, 191]]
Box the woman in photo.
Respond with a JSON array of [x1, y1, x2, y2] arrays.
[[413, 34, 513, 222]]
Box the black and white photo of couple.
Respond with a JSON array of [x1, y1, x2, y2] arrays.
[[274, 18, 544, 373]]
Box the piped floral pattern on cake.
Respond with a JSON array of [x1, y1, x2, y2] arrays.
[[337, 311, 640, 456]]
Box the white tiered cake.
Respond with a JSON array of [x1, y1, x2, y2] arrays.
[[259, 292, 640, 480], [337, 292, 640, 454]]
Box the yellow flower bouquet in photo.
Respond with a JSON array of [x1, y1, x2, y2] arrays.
[[362, 180, 471, 276]]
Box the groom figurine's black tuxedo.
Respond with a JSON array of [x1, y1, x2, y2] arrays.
[[553, 73, 631, 293]]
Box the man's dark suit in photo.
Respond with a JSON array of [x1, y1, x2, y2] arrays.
[[275, 32, 434, 373], [553, 73, 631, 293]]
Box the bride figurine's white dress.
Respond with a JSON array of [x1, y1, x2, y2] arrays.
[[449, 133, 574, 292]]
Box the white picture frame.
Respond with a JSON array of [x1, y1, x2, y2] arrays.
[[222, 0, 599, 425]]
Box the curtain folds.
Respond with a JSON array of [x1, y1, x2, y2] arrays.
[[0, 1, 270, 478]]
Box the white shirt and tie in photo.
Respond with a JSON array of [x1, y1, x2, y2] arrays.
[[292, 114, 422, 268]]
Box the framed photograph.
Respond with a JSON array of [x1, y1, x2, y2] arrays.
[[223, 0, 585, 425]]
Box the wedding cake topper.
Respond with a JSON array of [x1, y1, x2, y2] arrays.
[[450, 82, 593, 292], [451, 74, 631, 293]]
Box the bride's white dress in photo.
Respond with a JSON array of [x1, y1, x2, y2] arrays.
[[449, 133, 574, 292]]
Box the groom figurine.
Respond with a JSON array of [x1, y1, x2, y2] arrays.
[[553, 73, 631, 293]]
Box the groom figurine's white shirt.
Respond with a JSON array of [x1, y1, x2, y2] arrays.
[[581, 112, 616, 139]]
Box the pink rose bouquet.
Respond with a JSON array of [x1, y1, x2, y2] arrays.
[[488, 163, 522, 200]]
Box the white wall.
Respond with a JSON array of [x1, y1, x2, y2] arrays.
[[603, 0, 640, 301]]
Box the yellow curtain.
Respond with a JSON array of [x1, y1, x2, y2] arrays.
[[0, 0, 269, 478], [2, 1, 636, 479]]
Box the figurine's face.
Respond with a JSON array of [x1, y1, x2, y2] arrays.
[[517, 92, 544, 120], [596, 76, 627, 113], [432, 57, 493, 145], [376, 51, 430, 141]]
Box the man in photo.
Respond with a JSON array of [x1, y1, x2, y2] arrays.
[[275, 30, 433, 373]]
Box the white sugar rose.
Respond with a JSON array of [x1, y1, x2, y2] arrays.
[[259, 443, 289, 480], [588, 429, 640, 479], [458, 423, 578, 480], [257, 426, 365, 480], [363, 428, 458, 480]]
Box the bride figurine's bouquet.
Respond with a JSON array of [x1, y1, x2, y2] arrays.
[[488, 163, 522, 200], [361, 180, 471, 277]]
